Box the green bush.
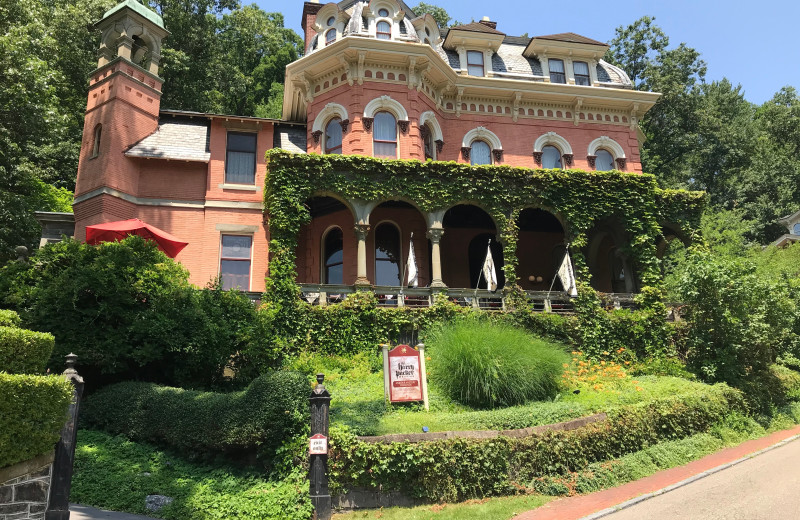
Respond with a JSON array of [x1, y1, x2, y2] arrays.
[[0, 326, 55, 374], [0, 309, 20, 328], [427, 318, 569, 408], [72, 430, 313, 520], [81, 371, 310, 460], [329, 384, 743, 502], [0, 237, 259, 388], [0, 372, 72, 468]]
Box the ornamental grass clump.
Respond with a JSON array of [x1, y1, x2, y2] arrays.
[[427, 318, 569, 408]]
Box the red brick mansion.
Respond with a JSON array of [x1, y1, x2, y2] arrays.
[[71, 0, 660, 300]]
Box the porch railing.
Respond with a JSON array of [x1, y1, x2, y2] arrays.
[[247, 285, 638, 314]]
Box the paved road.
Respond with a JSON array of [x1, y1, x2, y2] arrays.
[[70, 504, 158, 520], [597, 437, 800, 520]]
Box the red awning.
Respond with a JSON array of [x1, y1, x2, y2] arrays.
[[85, 218, 188, 258]]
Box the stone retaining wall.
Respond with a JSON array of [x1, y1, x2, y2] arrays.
[[0, 452, 54, 520]]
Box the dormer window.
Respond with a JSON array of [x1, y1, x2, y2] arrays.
[[325, 28, 336, 45], [376, 20, 391, 39], [327, 16, 335, 26], [549, 59, 566, 84], [378, 8, 389, 16], [574, 61, 590, 86], [467, 51, 484, 77]]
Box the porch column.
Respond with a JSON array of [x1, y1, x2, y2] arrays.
[[427, 227, 446, 288], [354, 224, 370, 286]]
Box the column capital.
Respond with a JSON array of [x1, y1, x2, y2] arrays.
[[426, 228, 445, 242], [354, 224, 371, 241]]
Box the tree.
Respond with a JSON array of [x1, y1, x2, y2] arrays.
[[412, 2, 451, 28]]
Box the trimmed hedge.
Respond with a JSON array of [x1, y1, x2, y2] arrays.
[[0, 373, 73, 468], [0, 309, 20, 328], [81, 371, 310, 459], [328, 384, 744, 502], [0, 326, 55, 375]]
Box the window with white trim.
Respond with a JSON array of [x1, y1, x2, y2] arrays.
[[373, 111, 397, 158], [325, 28, 336, 45], [574, 61, 590, 86], [220, 235, 252, 290], [470, 140, 492, 165], [225, 132, 256, 184], [595, 149, 614, 171], [549, 59, 566, 84], [324, 118, 342, 154], [376, 20, 391, 39], [467, 50, 484, 77], [541, 145, 562, 168]]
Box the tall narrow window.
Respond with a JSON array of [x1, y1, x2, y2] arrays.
[[574, 61, 590, 85], [423, 124, 435, 160], [225, 132, 256, 184], [467, 50, 484, 77], [470, 140, 492, 165], [541, 145, 562, 168], [376, 20, 391, 39], [220, 235, 252, 290], [549, 59, 566, 84], [373, 111, 397, 158], [325, 28, 336, 45], [325, 118, 342, 154], [595, 149, 614, 171], [375, 223, 401, 286], [91, 124, 102, 158], [323, 227, 344, 284]]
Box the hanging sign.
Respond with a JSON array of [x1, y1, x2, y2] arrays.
[[309, 433, 328, 455], [382, 344, 429, 408]]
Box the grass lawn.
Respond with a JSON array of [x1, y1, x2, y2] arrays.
[[285, 351, 719, 436]]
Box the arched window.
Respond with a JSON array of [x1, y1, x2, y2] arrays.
[[595, 149, 614, 171], [323, 227, 344, 284], [373, 111, 397, 158], [324, 118, 342, 154], [325, 28, 336, 45], [375, 223, 401, 286], [326, 16, 335, 26], [470, 140, 492, 165], [376, 20, 391, 40], [91, 124, 102, 158], [794, 223, 800, 235], [541, 145, 562, 169]]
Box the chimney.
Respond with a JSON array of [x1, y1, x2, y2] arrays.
[[478, 16, 497, 30], [301, 1, 324, 52]]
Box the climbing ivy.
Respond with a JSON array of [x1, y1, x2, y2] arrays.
[[258, 150, 704, 360]]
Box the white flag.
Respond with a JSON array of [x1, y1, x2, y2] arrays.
[[406, 233, 418, 287], [482, 242, 498, 292], [557, 250, 578, 297]]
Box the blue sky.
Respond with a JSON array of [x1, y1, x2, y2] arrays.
[[253, 0, 800, 104]]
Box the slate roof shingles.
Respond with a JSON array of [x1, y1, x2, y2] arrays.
[[125, 119, 211, 162]]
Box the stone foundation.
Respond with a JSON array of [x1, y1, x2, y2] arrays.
[[0, 452, 54, 520]]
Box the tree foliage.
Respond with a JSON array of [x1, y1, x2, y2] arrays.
[[412, 2, 452, 28]]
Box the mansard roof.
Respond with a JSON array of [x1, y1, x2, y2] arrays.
[[448, 21, 505, 35]]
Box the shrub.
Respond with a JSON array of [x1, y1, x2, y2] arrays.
[[427, 318, 569, 408], [329, 384, 743, 502], [0, 373, 72, 468], [0, 326, 55, 374], [0, 309, 20, 328], [81, 371, 310, 460], [0, 237, 259, 388]]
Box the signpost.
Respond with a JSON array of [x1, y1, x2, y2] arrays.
[[309, 433, 327, 455], [382, 343, 429, 411], [309, 374, 331, 520]]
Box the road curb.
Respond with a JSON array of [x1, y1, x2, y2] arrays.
[[578, 433, 800, 520]]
